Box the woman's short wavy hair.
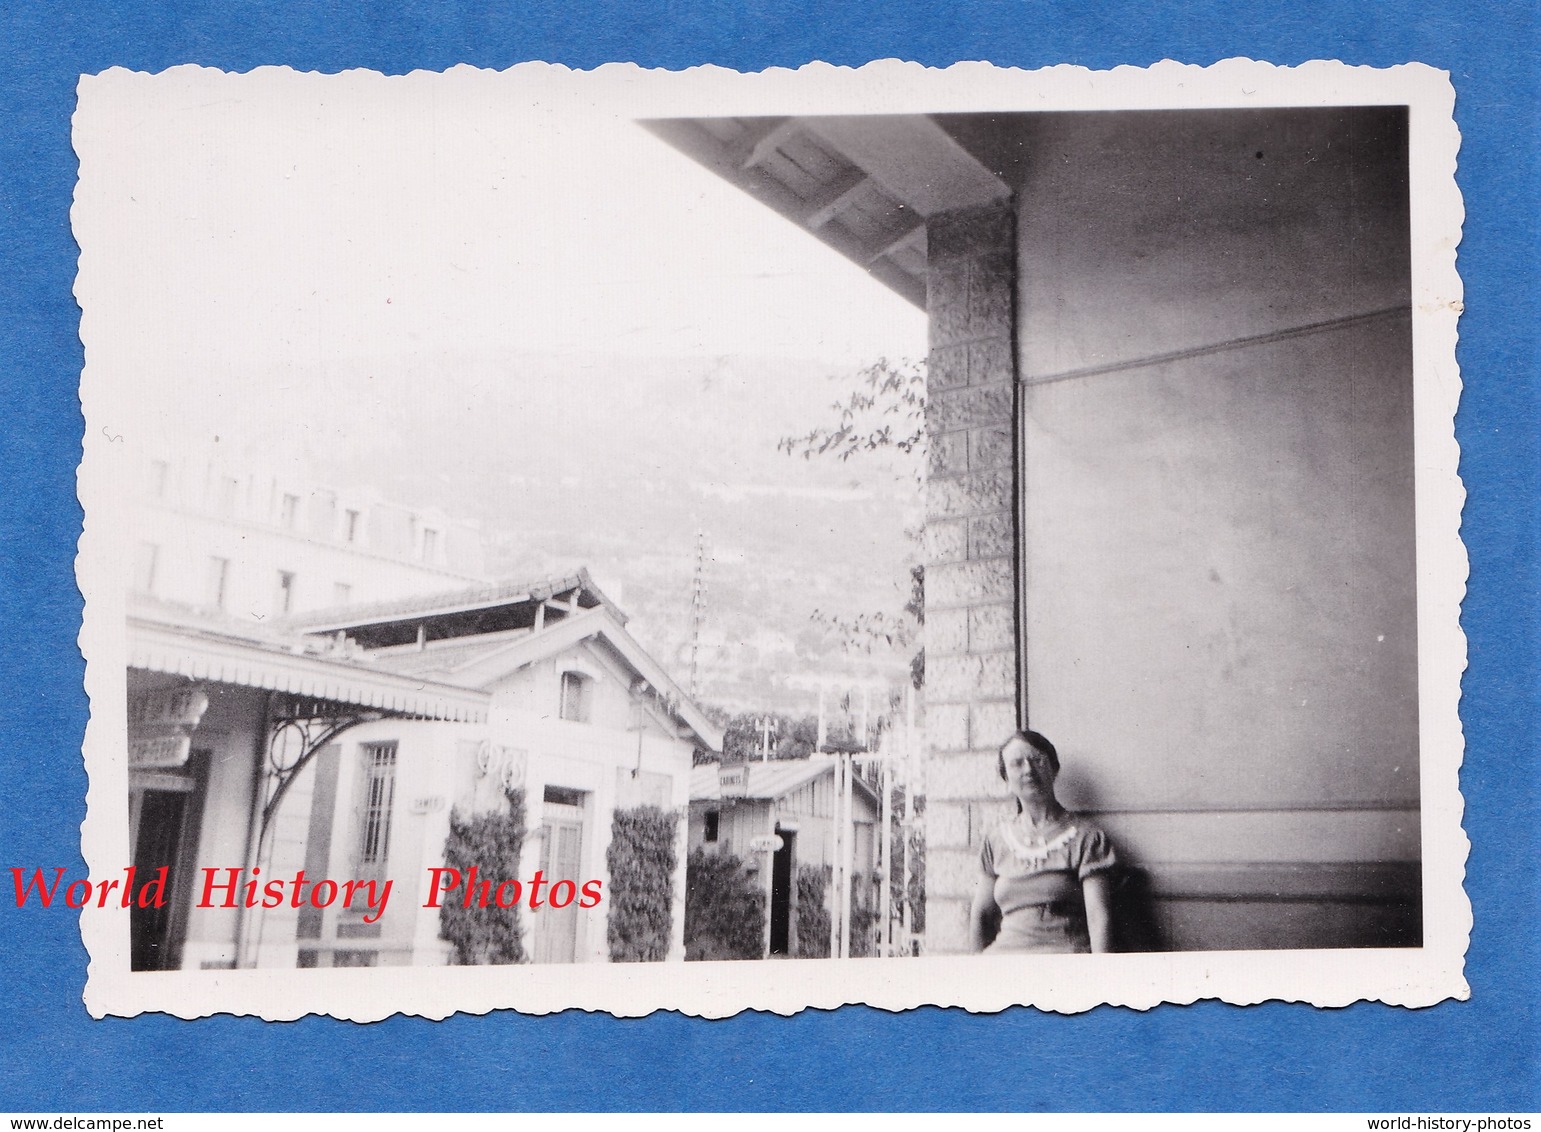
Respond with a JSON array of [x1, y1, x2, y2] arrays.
[[996, 729, 1060, 780]]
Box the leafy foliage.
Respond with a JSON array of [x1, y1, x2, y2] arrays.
[[697, 706, 901, 763], [777, 357, 927, 465], [773, 354, 930, 951], [809, 609, 914, 655], [780, 361, 928, 688], [606, 805, 679, 962], [791, 864, 887, 958], [904, 561, 925, 628], [849, 878, 879, 958], [795, 863, 831, 959], [439, 787, 526, 965], [895, 789, 927, 936], [803, 570, 927, 699], [684, 847, 766, 961], [695, 709, 819, 765]]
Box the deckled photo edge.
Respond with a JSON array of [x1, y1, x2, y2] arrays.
[[73, 57, 1466, 1021]]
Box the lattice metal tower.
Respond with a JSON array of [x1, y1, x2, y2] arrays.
[[687, 530, 708, 699]]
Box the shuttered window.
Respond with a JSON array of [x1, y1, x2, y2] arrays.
[[559, 672, 593, 723]]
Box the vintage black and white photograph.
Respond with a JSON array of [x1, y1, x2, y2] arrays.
[[73, 60, 1467, 1018]]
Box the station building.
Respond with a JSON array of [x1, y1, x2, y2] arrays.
[[688, 756, 879, 957], [128, 571, 720, 970]]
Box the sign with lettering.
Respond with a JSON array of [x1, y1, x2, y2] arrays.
[[129, 734, 191, 769], [410, 795, 446, 815], [129, 687, 210, 732], [718, 763, 749, 797], [748, 834, 783, 854]]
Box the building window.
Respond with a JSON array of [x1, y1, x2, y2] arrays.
[[219, 476, 239, 515], [280, 493, 300, 530], [356, 743, 398, 876], [332, 950, 378, 968], [421, 528, 438, 563], [204, 557, 229, 610], [704, 811, 720, 843], [543, 785, 585, 807], [344, 509, 361, 544], [275, 570, 296, 614], [332, 582, 352, 606], [133, 543, 159, 595], [559, 671, 593, 723], [149, 459, 169, 499]]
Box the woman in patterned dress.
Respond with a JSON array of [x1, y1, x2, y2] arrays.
[[968, 730, 1117, 953]]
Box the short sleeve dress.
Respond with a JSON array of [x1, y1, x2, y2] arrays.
[[979, 812, 1117, 953]]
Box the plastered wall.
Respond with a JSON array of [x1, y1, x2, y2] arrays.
[[923, 107, 1420, 952]]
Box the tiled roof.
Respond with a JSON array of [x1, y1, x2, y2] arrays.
[[283, 568, 622, 631], [127, 602, 489, 723], [365, 630, 536, 678]]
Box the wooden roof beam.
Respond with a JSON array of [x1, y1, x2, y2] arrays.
[[870, 217, 927, 265], [545, 587, 584, 615], [640, 119, 928, 309], [804, 166, 870, 230], [803, 115, 1011, 217], [727, 117, 797, 170]]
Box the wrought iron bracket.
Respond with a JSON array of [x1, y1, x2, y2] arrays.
[[257, 695, 389, 846]]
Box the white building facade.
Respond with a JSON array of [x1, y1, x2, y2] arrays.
[[127, 443, 487, 621], [224, 573, 720, 969]]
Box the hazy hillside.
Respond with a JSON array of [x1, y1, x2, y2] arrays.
[[293, 351, 923, 714]]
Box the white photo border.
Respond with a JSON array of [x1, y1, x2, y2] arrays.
[[74, 57, 1467, 1020]]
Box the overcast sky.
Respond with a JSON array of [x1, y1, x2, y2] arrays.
[[77, 67, 928, 463]]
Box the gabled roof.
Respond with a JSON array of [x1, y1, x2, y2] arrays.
[[368, 604, 721, 753], [287, 574, 722, 753], [284, 569, 623, 648], [690, 755, 879, 807], [127, 599, 489, 723]]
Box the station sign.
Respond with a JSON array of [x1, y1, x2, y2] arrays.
[[129, 734, 191, 769], [748, 834, 783, 854], [128, 687, 210, 731], [718, 762, 749, 797]]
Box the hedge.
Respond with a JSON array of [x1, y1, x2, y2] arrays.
[[439, 786, 526, 965], [606, 805, 678, 962], [684, 847, 765, 960], [795, 863, 831, 958]]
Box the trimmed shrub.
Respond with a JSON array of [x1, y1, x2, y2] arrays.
[[850, 875, 878, 958], [684, 847, 766, 961], [795, 863, 831, 959], [606, 805, 678, 962], [905, 822, 926, 935], [439, 786, 526, 965]]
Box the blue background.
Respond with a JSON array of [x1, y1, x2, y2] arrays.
[[1, 2, 1536, 1114]]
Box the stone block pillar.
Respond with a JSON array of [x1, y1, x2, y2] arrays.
[[921, 201, 1020, 953]]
